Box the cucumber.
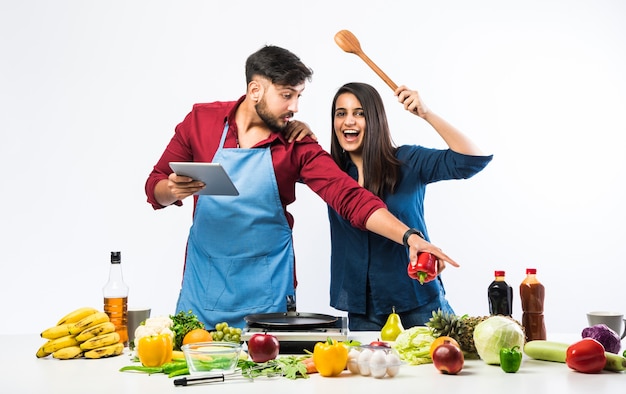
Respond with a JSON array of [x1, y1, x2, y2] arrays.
[[524, 339, 626, 372], [523, 340, 568, 363]]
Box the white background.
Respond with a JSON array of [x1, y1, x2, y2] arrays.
[[1, 0, 625, 335]]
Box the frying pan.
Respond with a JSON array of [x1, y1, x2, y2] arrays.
[[244, 311, 338, 329], [334, 29, 398, 91]]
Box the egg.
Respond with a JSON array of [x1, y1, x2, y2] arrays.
[[385, 352, 401, 377], [357, 348, 373, 376], [347, 348, 361, 374], [369, 350, 388, 378]]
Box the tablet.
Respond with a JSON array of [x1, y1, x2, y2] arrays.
[[169, 162, 239, 196]]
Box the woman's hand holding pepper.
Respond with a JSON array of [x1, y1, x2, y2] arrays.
[[406, 233, 460, 271]]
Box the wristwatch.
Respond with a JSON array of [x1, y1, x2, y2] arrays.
[[403, 228, 424, 248]]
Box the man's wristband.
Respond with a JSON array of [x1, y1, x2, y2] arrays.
[[403, 228, 425, 248]]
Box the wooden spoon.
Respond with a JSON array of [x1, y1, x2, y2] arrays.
[[334, 29, 398, 91]]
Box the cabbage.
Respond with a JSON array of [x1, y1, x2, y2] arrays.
[[392, 326, 435, 365], [582, 324, 621, 354], [473, 316, 525, 364]]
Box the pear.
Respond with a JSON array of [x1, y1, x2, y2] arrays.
[[380, 306, 404, 341]]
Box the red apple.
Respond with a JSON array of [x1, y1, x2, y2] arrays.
[[432, 340, 464, 375], [369, 340, 390, 348], [247, 333, 280, 363]]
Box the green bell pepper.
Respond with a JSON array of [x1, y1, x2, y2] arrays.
[[499, 345, 522, 373]]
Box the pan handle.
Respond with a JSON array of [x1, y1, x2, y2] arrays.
[[286, 295, 296, 312]]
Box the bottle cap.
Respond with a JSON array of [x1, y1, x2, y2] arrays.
[[526, 268, 536, 274], [494, 270, 505, 276], [111, 251, 121, 264]]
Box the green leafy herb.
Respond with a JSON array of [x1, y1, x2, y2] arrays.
[[170, 310, 205, 350], [238, 356, 310, 380]]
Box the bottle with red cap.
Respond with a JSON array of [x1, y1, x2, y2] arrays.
[[487, 270, 513, 316], [520, 268, 546, 341]]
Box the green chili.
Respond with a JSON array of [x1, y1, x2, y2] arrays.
[[161, 361, 188, 374], [168, 367, 189, 378], [119, 365, 164, 374], [120, 360, 189, 379]]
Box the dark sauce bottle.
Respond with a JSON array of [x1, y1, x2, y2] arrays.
[[488, 270, 513, 316]]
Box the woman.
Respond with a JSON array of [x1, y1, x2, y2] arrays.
[[328, 82, 493, 330]]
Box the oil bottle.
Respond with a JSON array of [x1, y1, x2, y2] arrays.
[[103, 251, 129, 346]]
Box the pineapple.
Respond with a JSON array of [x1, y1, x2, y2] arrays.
[[426, 309, 489, 358]]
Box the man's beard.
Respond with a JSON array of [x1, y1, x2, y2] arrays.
[[255, 100, 292, 133]]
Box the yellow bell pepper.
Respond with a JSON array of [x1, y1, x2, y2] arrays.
[[137, 333, 173, 367], [312, 337, 349, 377]]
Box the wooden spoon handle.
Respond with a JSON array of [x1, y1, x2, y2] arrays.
[[334, 30, 398, 91], [355, 51, 398, 91]]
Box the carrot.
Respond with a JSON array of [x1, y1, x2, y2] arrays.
[[302, 357, 318, 374]]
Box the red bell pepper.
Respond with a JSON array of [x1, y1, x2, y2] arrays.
[[407, 252, 438, 285], [565, 338, 606, 373]]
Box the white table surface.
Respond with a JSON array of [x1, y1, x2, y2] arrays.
[[4, 332, 624, 393]]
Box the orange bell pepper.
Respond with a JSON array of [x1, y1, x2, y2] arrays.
[[312, 338, 348, 377], [137, 333, 173, 367]]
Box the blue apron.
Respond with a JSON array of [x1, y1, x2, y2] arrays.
[[175, 123, 295, 329]]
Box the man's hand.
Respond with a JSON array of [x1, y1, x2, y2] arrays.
[[284, 120, 317, 143], [167, 173, 205, 201]]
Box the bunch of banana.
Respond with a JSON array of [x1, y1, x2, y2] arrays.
[[36, 306, 124, 360], [83, 343, 124, 359]]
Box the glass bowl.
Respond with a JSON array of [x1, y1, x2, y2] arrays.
[[181, 341, 242, 375]]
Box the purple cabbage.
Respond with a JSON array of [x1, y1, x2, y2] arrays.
[[581, 324, 621, 354]]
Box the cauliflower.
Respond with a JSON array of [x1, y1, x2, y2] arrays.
[[133, 315, 174, 349]]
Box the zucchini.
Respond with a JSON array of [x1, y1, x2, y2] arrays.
[[524, 340, 568, 363], [604, 352, 626, 372], [524, 339, 626, 372]]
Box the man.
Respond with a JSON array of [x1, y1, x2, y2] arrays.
[[145, 45, 455, 329]]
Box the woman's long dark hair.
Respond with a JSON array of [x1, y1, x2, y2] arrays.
[[330, 82, 401, 198]]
